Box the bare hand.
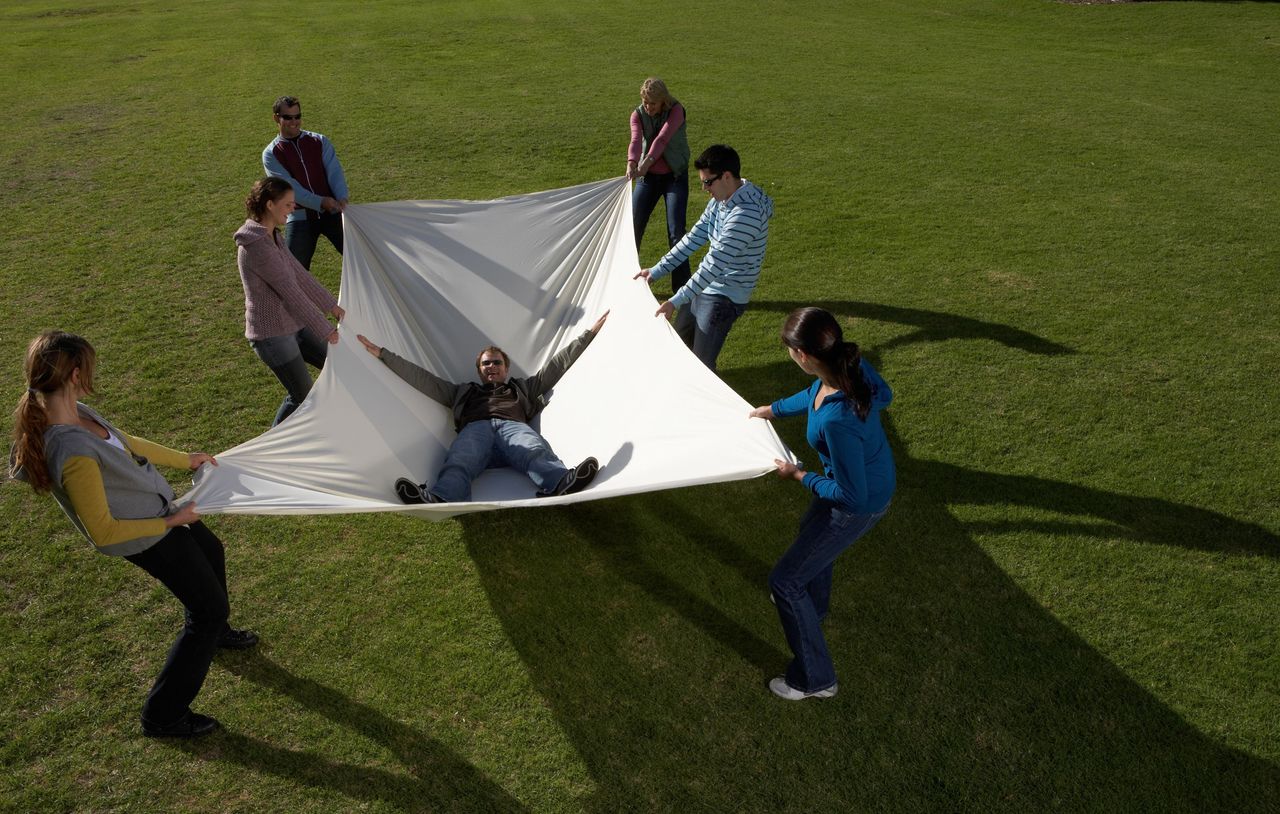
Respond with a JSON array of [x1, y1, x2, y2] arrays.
[[321, 196, 340, 213], [188, 452, 218, 470], [356, 334, 383, 358], [655, 300, 675, 319], [327, 329, 340, 345], [774, 459, 804, 481], [590, 310, 611, 334], [626, 161, 639, 181], [166, 503, 201, 527], [633, 268, 652, 282], [749, 406, 774, 420], [337, 198, 349, 213], [331, 305, 346, 321]]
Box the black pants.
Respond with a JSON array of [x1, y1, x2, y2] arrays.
[[125, 521, 230, 726]]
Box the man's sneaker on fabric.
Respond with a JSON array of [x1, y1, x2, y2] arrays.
[[142, 711, 220, 739], [425, 491, 447, 504], [564, 457, 599, 495], [536, 469, 574, 498], [394, 478, 425, 504], [768, 676, 837, 701]]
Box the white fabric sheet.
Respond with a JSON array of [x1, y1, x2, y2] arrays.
[[187, 177, 794, 519]]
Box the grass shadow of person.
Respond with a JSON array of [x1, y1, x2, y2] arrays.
[[171, 652, 526, 813]]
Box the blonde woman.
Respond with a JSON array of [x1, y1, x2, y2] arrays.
[[627, 78, 693, 341]]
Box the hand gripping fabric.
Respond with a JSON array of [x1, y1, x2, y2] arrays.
[[186, 177, 794, 519]]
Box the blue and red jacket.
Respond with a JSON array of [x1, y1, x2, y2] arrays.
[[262, 130, 349, 223]]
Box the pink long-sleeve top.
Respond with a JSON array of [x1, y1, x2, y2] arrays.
[[234, 219, 338, 341], [628, 103, 686, 175]]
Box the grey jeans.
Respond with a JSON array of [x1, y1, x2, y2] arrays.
[[250, 328, 328, 425]]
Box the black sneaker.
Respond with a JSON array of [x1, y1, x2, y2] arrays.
[[394, 478, 425, 505], [564, 457, 599, 495], [536, 469, 574, 498], [425, 492, 448, 504], [218, 627, 259, 650], [142, 711, 220, 738]]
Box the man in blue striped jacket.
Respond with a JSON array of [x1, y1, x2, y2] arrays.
[[636, 144, 774, 371]]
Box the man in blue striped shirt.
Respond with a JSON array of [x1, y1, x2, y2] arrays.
[[636, 144, 774, 371]]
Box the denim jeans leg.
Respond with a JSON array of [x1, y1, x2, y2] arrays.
[[673, 303, 696, 349], [491, 419, 570, 493], [296, 326, 330, 369], [251, 333, 314, 426], [431, 421, 497, 502], [632, 174, 665, 248], [125, 525, 230, 726], [690, 294, 746, 371], [285, 218, 321, 270], [769, 500, 886, 693], [665, 173, 691, 291], [319, 211, 344, 255]]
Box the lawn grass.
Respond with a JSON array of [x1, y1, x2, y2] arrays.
[[1, 0, 1278, 811]]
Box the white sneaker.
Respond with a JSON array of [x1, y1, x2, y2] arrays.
[[769, 676, 837, 700]]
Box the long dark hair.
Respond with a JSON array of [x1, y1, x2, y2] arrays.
[[781, 307, 872, 420], [11, 331, 96, 492]]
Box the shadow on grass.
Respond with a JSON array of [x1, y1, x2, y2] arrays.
[[171, 653, 525, 813], [750, 298, 1076, 357], [459, 304, 1277, 810]]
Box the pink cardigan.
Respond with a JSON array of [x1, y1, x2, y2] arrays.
[[234, 219, 338, 341]]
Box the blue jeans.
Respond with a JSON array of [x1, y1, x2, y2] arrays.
[[633, 172, 690, 293], [634, 173, 695, 346], [285, 211, 344, 270], [250, 328, 328, 426], [688, 293, 747, 371], [430, 418, 571, 502], [769, 499, 888, 693]]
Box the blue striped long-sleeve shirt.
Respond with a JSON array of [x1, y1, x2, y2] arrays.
[[649, 179, 773, 308]]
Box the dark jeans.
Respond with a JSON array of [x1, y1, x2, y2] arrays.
[[250, 328, 329, 425], [633, 171, 691, 293], [687, 293, 747, 371], [125, 521, 230, 727], [284, 211, 344, 270], [769, 499, 888, 693], [635, 172, 695, 346]]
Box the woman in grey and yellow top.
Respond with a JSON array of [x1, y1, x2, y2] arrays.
[[9, 331, 257, 738]]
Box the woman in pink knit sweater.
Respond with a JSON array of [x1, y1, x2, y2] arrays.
[[235, 177, 344, 426]]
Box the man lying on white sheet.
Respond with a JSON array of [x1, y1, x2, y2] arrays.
[[355, 311, 609, 503]]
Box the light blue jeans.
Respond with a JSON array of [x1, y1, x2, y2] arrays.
[[769, 498, 888, 693], [430, 419, 571, 502]]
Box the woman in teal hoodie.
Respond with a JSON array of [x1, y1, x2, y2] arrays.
[[10, 331, 257, 737], [750, 308, 896, 701]]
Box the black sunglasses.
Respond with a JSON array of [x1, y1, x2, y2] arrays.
[[699, 173, 722, 188]]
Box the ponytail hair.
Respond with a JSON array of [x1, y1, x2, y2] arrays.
[[780, 307, 872, 420], [10, 331, 96, 492], [245, 176, 293, 221]]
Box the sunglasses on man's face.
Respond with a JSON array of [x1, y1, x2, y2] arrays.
[[278, 114, 302, 121], [480, 359, 506, 368], [700, 173, 722, 188]]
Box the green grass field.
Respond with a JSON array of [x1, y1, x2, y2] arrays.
[[2, 0, 1278, 811]]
